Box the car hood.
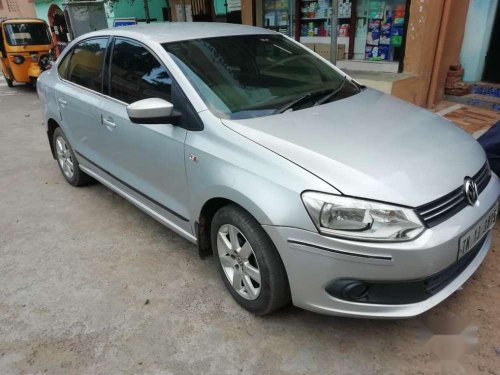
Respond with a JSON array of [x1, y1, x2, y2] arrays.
[[221, 89, 486, 207]]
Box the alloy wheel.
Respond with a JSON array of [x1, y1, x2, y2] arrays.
[[55, 136, 74, 179], [217, 224, 261, 300]]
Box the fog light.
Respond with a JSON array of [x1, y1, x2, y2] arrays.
[[342, 282, 368, 300], [325, 279, 369, 301]]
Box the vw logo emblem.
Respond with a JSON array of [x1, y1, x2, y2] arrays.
[[463, 177, 479, 205]]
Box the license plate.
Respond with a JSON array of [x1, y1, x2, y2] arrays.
[[458, 204, 498, 259]]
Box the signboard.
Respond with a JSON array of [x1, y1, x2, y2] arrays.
[[113, 18, 137, 27], [227, 0, 241, 12]]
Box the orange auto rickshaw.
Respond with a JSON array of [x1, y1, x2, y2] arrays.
[[0, 18, 54, 87]]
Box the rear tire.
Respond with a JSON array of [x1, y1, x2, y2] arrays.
[[52, 127, 93, 186], [211, 204, 290, 315]]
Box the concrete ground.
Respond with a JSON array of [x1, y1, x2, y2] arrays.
[[0, 79, 499, 375]]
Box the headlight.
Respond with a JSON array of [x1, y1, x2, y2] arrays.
[[302, 192, 425, 242], [11, 55, 25, 64]]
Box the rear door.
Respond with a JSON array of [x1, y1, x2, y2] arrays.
[[97, 37, 192, 229], [56, 37, 109, 163]]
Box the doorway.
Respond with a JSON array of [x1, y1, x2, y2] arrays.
[[192, 0, 214, 21], [483, 3, 500, 83], [47, 4, 69, 56]]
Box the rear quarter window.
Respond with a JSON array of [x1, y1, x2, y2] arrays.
[[57, 50, 72, 79]]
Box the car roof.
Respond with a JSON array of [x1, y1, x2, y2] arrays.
[[1, 18, 46, 24], [86, 22, 276, 44]]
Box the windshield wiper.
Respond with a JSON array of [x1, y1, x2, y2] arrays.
[[273, 88, 335, 114], [314, 77, 349, 106]]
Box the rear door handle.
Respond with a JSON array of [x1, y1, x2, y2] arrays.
[[101, 115, 116, 131]]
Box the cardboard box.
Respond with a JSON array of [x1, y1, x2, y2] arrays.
[[314, 43, 331, 60], [300, 43, 346, 61], [337, 44, 346, 60], [303, 43, 316, 52]]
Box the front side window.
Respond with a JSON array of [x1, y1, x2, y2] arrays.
[[66, 38, 108, 92], [163, 34, 360, 119], [3, 22, 51, 46], [109, 38, 172, 104]]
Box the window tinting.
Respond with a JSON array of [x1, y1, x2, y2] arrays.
[[66, 38, 107, 92], [57, 50, 72, 79], [110, 38, 172, 104]]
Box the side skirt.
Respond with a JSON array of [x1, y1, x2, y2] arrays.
[[78, 160, 197, 244]]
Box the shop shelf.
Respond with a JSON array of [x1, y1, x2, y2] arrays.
[[301, 17, 329, 21]]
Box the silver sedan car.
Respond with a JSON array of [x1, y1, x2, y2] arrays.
[[37, 23, 500, 318]]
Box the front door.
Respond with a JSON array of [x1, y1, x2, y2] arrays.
[[98, 38, 191, 231]]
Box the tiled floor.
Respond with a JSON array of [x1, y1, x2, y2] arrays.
[[434, 100, 500, 137], [444, 82, 500, 112]]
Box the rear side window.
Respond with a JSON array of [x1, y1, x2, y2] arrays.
[[66, 38, 108, 92], [57, 51, 71, 79], [109, 38, 172, 104]]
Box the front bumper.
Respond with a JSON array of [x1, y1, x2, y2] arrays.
[[263, 174, 500, 318], [28, 62, 41, 79]]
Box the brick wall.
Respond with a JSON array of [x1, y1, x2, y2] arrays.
[[0, 0, 36, 19]]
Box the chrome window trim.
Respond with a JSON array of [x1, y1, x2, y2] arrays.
[[55, 35, 176, 108], [55, 36, 128, 105], [57, 36, 110, 94]]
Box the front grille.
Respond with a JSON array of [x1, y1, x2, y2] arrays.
[[416, 163, 491, 228]]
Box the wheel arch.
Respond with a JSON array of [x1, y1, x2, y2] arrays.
[[203, 198, 292, 312], [47, 118, 60, 159], [195, 190, 273, 259]]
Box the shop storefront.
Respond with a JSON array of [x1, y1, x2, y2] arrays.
[[261, 0, 410, 72]]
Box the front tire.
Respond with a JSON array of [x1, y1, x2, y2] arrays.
[[211, 204, 290, 315], [5, 77, 13, 87], [52, 127, 92, 186]]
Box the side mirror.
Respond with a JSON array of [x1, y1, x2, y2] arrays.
[[126, 98, 180, 124]]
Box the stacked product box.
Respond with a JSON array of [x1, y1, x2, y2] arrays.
[[365, 1, 405, 61], [264, 0, 290, 35], [377, 8, 392, 60], [338, 0, 352, 17], [391, 4, 405, 46], [300, 0, 331, 37], [365, 0, 384, 60]]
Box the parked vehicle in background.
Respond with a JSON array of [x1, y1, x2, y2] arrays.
[[37, 23, 500, 318], [0, 18, 54, 87]]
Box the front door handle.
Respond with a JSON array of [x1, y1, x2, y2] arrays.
[[58, 98, 67, 106], [101, 115, 116, 131]]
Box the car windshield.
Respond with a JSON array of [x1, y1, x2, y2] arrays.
[[163, 35, 360, 119], [3, 22, 51, 46]]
